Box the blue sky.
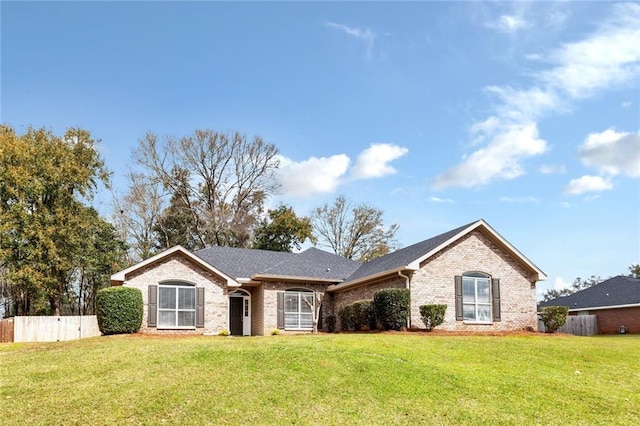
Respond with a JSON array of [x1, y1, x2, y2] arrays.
[[2, 1, 639, 299]]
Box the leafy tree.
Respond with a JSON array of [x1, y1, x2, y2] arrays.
[[0, 126, 115, 316], [311, 195, 399, 261], [131, 130, 279, 248], [629, 264, 640, 279], [253, 205, 315, 252], [539, 306, 569, 333], [541, 275, 602, 302]]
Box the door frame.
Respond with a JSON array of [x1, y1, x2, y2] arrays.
[[229, 289, 251, 336]]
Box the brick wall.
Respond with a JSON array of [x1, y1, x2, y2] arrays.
[[124, 253, 229, 335], [261, 281, 328, 335], [411, 230, 538, 331], [590, 307, 640, 334]]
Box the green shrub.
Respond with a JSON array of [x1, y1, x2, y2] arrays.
[[326, 314, 337, 333], [270, 329, 280, 336], [419, 304, 447, 331], [540, 306, 569, 333], [338, 304, 356, 331], [96, 286, 143, 335], [373, 288, 410, 331]]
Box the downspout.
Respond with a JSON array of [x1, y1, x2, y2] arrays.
[[398, 271, 411, 329]]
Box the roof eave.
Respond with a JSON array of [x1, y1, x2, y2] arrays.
[[251, 274, 343, 284], [327, 267, 417, 293]]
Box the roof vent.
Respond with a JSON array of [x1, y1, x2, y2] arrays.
[[326, 268, 331, 272]]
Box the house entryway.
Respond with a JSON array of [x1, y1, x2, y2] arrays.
[[229, 289, 251, 336]]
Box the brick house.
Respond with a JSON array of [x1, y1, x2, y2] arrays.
[[538, 275, 640, 334], [110, 219, 546, 335]]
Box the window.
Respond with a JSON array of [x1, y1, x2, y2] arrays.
[[284, 290, 314, 330], [462, 273, 492, 322], [158, 283, 196, 328]]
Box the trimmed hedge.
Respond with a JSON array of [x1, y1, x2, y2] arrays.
[[96, 286, 143, 335], [373, 288, 410, 331], [540, 306, 569, 333], [338, 304, 356, 331], [326, 314, 337, 333], [419, 304, 447, 331]]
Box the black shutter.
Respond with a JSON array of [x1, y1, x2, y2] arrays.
[[196, 287, 205, 328], [148, 285, 157, 327], [277, 291, 284, 329], [455, 276, 463, 321], [492, 278, 501, 322]]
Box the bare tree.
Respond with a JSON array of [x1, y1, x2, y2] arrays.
[[132, 130, 280, 248], [311, 195, 399, 261], [301, 289, 324, 334], [112, 172, 165, 262]]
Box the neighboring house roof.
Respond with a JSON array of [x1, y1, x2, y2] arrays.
[[194, 246, 361, 282], [538, 275, 640, 311]]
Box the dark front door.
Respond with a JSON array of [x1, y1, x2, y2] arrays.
[[230, 297, 243, 336]]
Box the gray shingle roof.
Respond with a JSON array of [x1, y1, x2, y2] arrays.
[[538, 275, 640, 311], [342, 221, 478, 283], [194, 246, 360, 281]]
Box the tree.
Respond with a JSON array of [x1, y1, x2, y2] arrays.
[[539, 306, 569, 333], [541, 275, 602, 302], [131, 130, 279, 248], [301, 289, 324, 334], [253, 205, 315, 252], [311, 195, 399, 261], [629, 264, 640, 279], [0, 126, 115, 315], [112, 172, 164, 262]]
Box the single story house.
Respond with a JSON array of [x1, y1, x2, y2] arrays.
[[538, 275, 640, 334], [110, 219, 546, 335]]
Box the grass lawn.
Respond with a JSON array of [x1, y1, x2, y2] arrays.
[[1, 333, 639, 425]]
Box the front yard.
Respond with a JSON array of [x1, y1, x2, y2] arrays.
[[1, 333, 639, 424]]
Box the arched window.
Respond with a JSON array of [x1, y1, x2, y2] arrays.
[[158, 282, 196, 328], [284, 289, 314, 330], [462, 272, 492, 323]]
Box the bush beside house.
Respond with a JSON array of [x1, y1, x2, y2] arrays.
[[539, 306, 569, 333], [420, 304, 447, 331], [96, 287, 143, 335]]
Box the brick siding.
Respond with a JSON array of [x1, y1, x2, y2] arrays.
[[581, 307, 640, 334]]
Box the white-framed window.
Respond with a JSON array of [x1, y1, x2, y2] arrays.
[[158, 283, 196, 329], [462, 273, 492, 322], [284, 290, 314, 330]]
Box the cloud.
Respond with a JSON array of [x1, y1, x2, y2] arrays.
[[432, 122, 547, 189], [564, 175, 613, 195], [499, 196, 540, 204], [539, 164, 566, 174], [621, 101, 632, 108], [428, 196, 454, 203], [578, 129, 640, 177], [350, 143, 408, 179], [277, 154, 350, 198], [434, 3, 640, 191], [325, 21, 376, 58], [277, 143, 409, 198], [485, 15, 530, 33]]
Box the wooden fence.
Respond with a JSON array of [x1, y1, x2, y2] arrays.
[[538, 315, 597, 336], [0, 318, 14, 343], [0, 316, 101, 343]]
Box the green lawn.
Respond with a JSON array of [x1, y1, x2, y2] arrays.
[[1, 333, 639, 425]]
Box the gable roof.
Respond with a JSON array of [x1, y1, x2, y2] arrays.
[[110, 245, 238, 288], [538, 275, 640, 311], [330, 219, 546, 291], [194, 246, 361, 282]]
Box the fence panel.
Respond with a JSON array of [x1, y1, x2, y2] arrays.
[[0, 318, 15, 343], [538, 315, 597, 336], [13, 316, 101, 342]]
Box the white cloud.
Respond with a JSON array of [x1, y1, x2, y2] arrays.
[[486, 15, 530, 33], [432, 123, 547, 189], [325, 21, 376, 58], [554, 277, 571, 291], [277, 154, 350, 198], [350, 143, 408, 179], [499, 196, 540, 204], [428, 196, 454, 203], [578, 129, 640, 178], [621, 101, 632, 108], [539, 164, 566, 174], [564, 175, 613, 195], [435, 3, 640, 191]]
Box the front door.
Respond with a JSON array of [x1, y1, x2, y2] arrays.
[[229, 297, 243, 336]]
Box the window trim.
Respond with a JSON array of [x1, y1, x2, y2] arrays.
[[462, 273, 492, 324], [283, 289, 314, 331], [157, 283, 197, 330]]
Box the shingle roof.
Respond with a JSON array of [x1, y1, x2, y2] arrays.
[[538, 275, 640, 311], [194, 246, 360, 281], [343, 221, 478, 282]]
